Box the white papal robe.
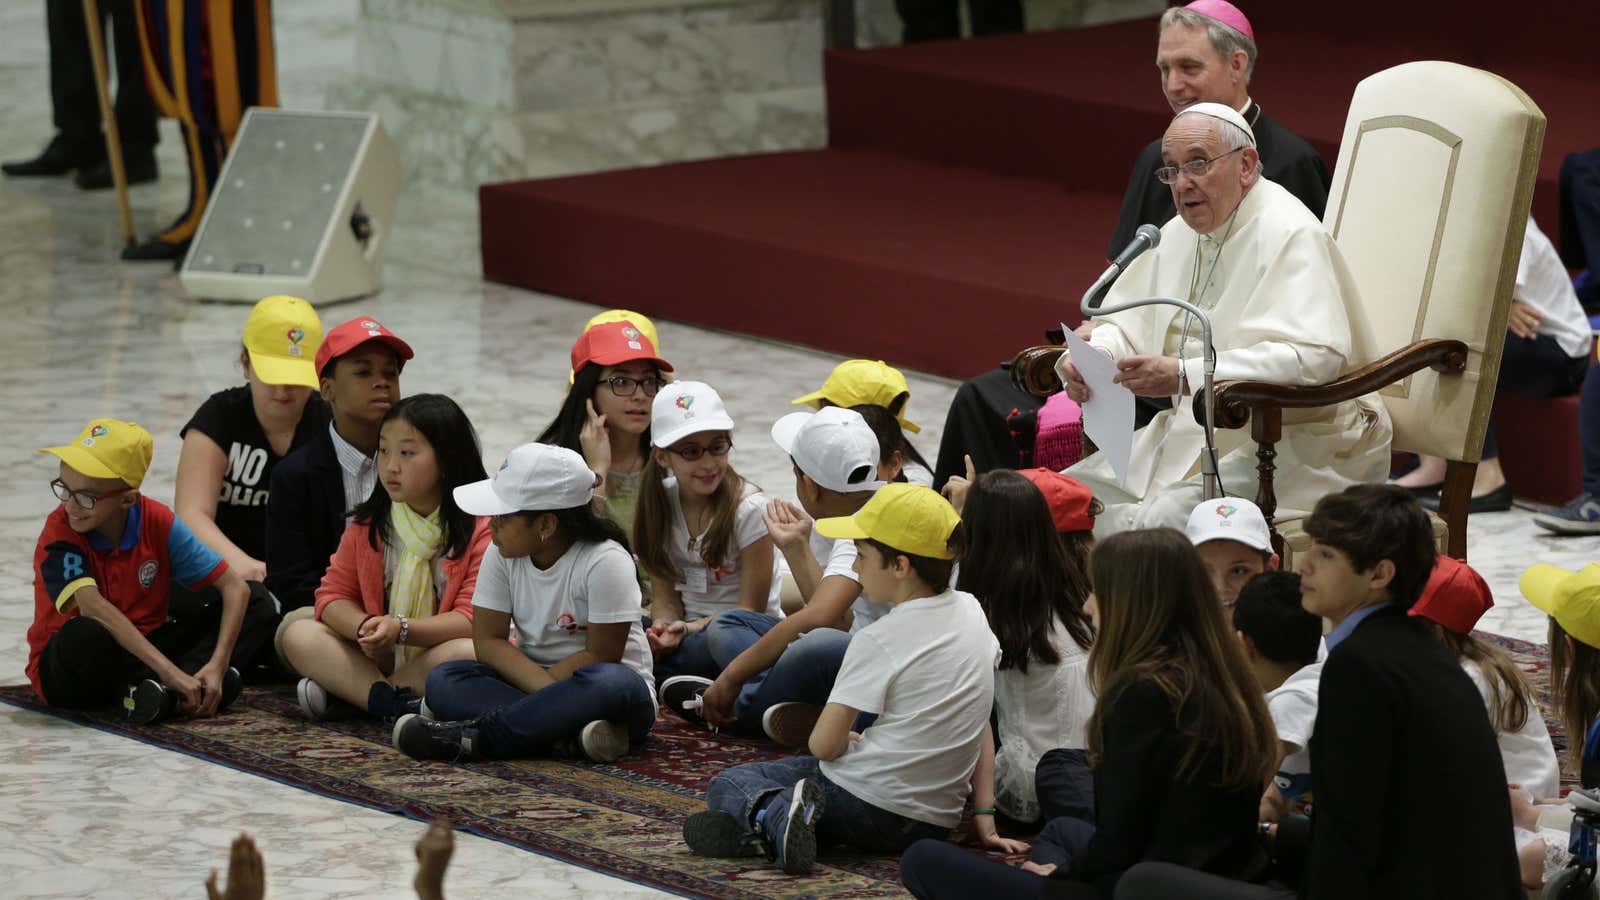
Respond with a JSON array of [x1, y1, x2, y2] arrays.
[[1067, 177, 1392, 534]]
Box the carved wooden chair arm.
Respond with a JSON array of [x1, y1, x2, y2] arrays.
[[1010, 345, 1067, 398], [1200, 338, 1469, 428]]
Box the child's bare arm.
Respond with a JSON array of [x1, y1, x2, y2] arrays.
[[808, 702, 859, 761]]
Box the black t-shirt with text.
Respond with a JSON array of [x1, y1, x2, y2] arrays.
[[181, 386, 330, 561]]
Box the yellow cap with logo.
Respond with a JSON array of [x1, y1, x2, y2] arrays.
[[793, 359, 921, 433], [1521, 563, 1600, 651], [243, 295, 324, 388], [571, 310, 661, 383], [39, 418, 154, 489], [815, 483, 960, 559]]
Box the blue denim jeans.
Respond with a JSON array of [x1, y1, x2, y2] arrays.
[[424, 660, 655, 759], [651, 627, 720, 683], [703, 610, 852, 733], [706, 755, 948, 855]]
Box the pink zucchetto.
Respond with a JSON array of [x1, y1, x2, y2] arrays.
[[1183, 0, 1254, 42]]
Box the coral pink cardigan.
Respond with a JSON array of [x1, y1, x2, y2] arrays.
[[312, 516, 491, 622]]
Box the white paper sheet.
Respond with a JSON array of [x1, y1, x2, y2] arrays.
[[1060, 324, 1135, 486]]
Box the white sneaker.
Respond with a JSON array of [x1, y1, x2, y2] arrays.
[[579, 720, 630, 763], [297, 677, 331, 720]]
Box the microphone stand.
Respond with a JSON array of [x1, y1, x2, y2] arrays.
[[1080, 281, 1222, 501]]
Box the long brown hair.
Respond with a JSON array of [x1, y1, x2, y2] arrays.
[[1550, 617, 1600, 769], [1431, 624, 1532, 735], [957, 470, 1094, 671], [1085, 528, 1278, 789], [633, 454, 747, 585]]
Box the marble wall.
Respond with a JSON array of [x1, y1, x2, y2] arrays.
[[311, 0, 1167, 194]]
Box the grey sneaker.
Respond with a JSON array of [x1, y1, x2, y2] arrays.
[[579, 720, 630, 763], [761, 702, 822, 749], [297, 677, 332, 720], [392, 714, 478, 761], [1533, 493, 1600, 535]]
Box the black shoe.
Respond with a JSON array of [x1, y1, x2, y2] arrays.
[[75, 150, 158, 190], [367, 682, 423, 722], [1, 135, 102, 177], [683, 810, 763, 858], [124, 678, 178, 725], [1419, 482, 1514, 514], [757, 779, 823, 875], [659, 675, 714, 727], [120, 236, 188, 262], [217, 666, 244, 712], [392, 713, 478, 761]]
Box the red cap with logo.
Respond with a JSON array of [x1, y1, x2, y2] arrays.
[[1409, 555, 1493, 635], [1017, 468, 1096, 533], [315, 316, 415, 376], [571, 320, 673, 375]]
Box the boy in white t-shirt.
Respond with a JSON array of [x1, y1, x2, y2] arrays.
[[391, 443, 657, 764], [685, 484, 1000, 875], [1232, 570, 1322, 817], [696, 407, 887, 746]]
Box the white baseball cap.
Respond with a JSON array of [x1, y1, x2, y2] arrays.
[[454, 443, 597, 515], [771, 407, 885, 494], [652, 381, 735, 449], [1185, 496, 1272, 553]]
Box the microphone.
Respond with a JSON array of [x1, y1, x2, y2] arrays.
[[1084, 224, 1163, 313]]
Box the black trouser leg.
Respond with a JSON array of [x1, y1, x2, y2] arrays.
[[896, 0, 961, 41], [46, 0, 156, 153], [108, 0, 158, 149], [968, 0, 1023, 35]]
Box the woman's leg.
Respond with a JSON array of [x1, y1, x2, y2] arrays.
[[392, 638, 477, 695], [900, 838, 1050, 899], [279, 617, 387, 710]]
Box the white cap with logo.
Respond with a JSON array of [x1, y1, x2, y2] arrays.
[[454, 443, 598, 515], [771, 406, 885, 494], [652, 381, 736, 449], [1184, 496, 1272, 553]]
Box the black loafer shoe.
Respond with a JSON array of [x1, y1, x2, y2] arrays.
[[1419, 482, 1513, 514], [75, 150, 158, 190], [121, 236, 188, 262], [2, 136, 102, 177]]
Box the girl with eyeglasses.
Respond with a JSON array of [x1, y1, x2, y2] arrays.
[[537, 320, 673, 539], [631, 382, 783, 719]]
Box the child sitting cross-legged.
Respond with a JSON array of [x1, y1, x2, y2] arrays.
[[29, 419, 276, 723], [684, 484, 1008, 874], [392, 443, 657, 763], [279, 395, 490, 721]]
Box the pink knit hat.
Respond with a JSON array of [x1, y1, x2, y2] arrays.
[[1183, 0, 1254, 41]]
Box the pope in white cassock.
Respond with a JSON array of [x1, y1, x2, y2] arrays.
[[1060, 102, 1392, 534]]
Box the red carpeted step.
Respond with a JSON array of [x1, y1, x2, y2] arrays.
[[480, 148, 1123, 379]]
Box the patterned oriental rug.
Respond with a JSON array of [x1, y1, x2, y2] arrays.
[[0, 631, 1568, 898]]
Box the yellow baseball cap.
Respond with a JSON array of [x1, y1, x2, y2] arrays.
[[793, 359, 921, 433], [1521, 563, 1600, 650], [243, 295, 323, 388], [816, 483, 960, 559], [571, 309, 661, 383], [39, 419, 154, 489]]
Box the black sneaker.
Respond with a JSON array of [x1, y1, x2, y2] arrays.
[[217, 667, 244, 712], [683, 810, 763, 858], [123, 678, 178, 725], [392, 714, 478, 761], [659, 675, 714, 726], [757, 778, 823, 875]]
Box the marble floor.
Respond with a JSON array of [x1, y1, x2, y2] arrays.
[[0, 4, 1596, 899]]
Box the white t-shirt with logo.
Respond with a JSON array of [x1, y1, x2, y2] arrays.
[[471, 539, 655, 704], [821, 589, 1001, 828], [664, 479, 783, 619], [1265, 661, 1321, 801]]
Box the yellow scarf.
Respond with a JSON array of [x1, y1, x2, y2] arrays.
[[388, 503, 445, 662]]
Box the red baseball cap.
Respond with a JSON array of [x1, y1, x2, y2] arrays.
[[315, 316, 414, 376], [571, 320, 673, 375], [1017, 468, 1095, 533], [1410, 556, 1493, 635]]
